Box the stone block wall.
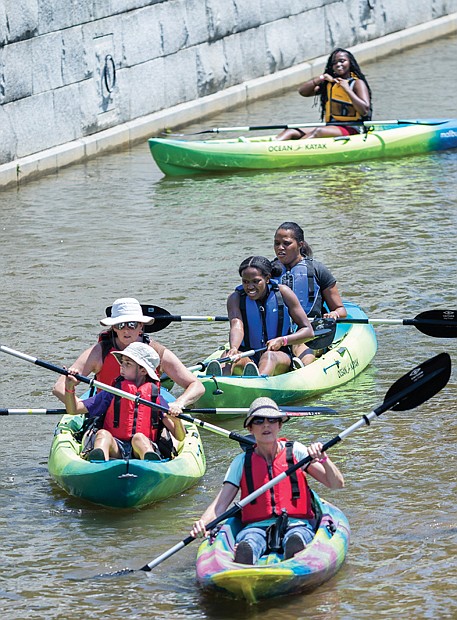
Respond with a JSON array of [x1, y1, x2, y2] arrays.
[[1, 0, 457, 172]]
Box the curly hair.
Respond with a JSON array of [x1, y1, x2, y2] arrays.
[[317, 48, 372, 121]]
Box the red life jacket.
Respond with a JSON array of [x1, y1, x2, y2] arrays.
[[103, 377, 162, 441], [240, 440, 314, 524], [96, 332, 159, 387]]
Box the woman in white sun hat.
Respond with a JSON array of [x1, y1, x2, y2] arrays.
[[53, 297, 204, 415], [64, 342, 186, 461]]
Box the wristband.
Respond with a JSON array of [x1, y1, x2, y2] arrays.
[[65, 388, 75, 394], [319, 456, 328, 464], [283, 336, 288, 346]]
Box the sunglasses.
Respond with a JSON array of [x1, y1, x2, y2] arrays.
[[251, 417, 281, 425], [114, 321, 140, 330]]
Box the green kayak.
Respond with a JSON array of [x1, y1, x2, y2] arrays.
[[48, 401, 206, 509], [149, 118, 457, 176], [192, 302, 377, 409]]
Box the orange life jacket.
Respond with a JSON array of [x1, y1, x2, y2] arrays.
[[325, 74, 362, 122], [240, 441, 314, 524], [102, 377, 162, 441]]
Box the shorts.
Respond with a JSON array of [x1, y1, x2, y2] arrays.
[[336, 125, 360, 136], [114, 437, 160, 459]]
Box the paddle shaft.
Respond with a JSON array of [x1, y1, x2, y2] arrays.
[[177, 119, 447, 135], [0, 345, 254, 447], [187, 405, 338, 416], [0, 408, 67, 415], [337, 317, 449, 326], [186, 347, 267, 373]]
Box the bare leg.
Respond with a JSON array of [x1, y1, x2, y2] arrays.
[[276, 128, 310, 141], [231, 358, 251, 376], [292, 344, 316, 366], [92, 429, 120, 460], [132, 433, 156, 459], [258, 350, 291, 376], [304, 126, 346, 140]]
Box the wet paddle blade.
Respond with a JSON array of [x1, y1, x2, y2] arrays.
[[307, 318, 336, 350], [411, 310, 457, 338], [376, 352, 451, 414], [105, 304, 173, 332]]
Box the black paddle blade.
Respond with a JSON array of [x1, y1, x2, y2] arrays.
[[412, 310, 457, 338], [105, 304, 173, 333], [307, 318, 336, 350], [377, 352, 451, 415]]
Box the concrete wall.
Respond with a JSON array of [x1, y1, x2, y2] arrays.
[[1, 0, 457, 187]]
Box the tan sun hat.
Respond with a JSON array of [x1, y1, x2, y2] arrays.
[[111, 342, 160, 381], [100, 298, 155, 326], [244, 397, 289, 428]]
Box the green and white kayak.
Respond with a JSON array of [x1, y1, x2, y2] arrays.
[[192, 302, 377, 409], [48, 393, 206, 508], [149, 118, 457, 176]]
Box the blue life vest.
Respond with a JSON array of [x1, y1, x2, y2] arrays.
[[277, 258, 321, 317], [236, 282, 290, 350]]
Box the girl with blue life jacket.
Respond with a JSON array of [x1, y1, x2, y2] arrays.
[[64, 341, 186, 462], [273, 222, 347, 366], [223, 256, 314, 377], [53, 297, 204, 416], [191, 397, 344, 564], [276, 48, 372, 141]]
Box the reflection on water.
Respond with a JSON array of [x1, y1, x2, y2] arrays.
[[1, 34, 456, 620]]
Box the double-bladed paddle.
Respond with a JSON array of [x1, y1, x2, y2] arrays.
[[105, 303, 336, 348], [161, 119, 449, 136], [0, 345, 254, 448], [106, 304, 457, 339], [0, 405, 337, 417], [91, 351, 451, 577]]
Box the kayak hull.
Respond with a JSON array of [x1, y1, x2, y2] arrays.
[[149, 119, 457, 176], [48, 392, 206, 508], [196, 493, 350, 603], [193, 301, 377, 409]]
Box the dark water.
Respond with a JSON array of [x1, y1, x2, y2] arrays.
[[1, 35, 456, 619]]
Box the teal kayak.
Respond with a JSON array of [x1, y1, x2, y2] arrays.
[[47, 391, 206, 509], [149, 118, 457, 176], [192, 301, 377, 409], [196, 492, 350, 603]]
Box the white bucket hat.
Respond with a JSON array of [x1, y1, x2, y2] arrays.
[[244, 397, 289, 427], [111, 342, 160, 381], [100, 298, 155, 326]]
